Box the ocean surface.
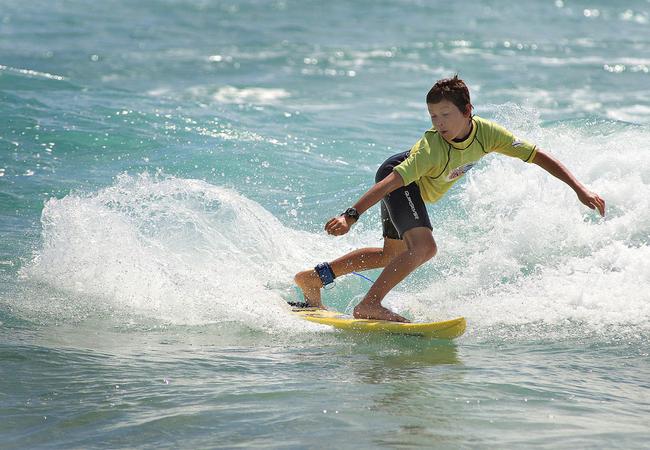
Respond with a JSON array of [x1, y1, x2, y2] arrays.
[[1, 0, 650, 448]]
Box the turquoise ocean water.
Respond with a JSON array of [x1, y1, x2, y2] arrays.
[[2, 0, 650, 448]]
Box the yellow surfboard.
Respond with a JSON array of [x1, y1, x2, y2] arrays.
[[292, 307, 466, 339]]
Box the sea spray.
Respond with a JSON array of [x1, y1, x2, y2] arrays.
[[23, 173, 346, 331]]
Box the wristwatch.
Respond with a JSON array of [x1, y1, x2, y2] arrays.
[[341, 207, 360, 222]]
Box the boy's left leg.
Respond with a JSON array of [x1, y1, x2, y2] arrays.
[[294, 238, 407, 307]]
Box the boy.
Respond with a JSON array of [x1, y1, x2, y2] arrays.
[[295, 75, 605, 322]]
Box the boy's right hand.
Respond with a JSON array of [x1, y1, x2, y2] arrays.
[[325, 215, 355, 236]]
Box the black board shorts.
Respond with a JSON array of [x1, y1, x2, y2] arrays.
[[375, 151, 433, 240]]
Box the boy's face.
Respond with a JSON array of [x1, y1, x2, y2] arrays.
[[427, 100, 471, 142]]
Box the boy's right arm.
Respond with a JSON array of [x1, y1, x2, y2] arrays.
[[325, 171, 404, 236]]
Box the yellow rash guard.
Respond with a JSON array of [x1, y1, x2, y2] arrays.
[[393, 116, 538, 203]]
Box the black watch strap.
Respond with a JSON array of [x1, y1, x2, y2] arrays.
[[342, 207, 360, 221]]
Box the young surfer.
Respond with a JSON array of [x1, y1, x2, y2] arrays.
[[294, 75, 606, 322]]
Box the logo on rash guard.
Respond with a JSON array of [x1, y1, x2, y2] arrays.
[[512, 139, 524, 147], [404, 191, 419, 219], [446, 162, 476, 181]]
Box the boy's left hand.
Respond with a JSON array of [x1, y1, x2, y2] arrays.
[[577, 188, 606, 216]]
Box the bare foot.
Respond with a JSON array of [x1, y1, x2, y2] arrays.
[[353, 303, 409, 322], [294, 269, 324, 308]]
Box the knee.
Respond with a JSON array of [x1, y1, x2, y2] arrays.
[[399, 241, 436, 265], [410, 236, 436, 263], [420, 240, 437, 261], [294, 269, 315, 286], [379, 250, 396, 266]]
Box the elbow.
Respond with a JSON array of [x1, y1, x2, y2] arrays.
[[531, 148, 550, 166], [389, 171, 405, 191]]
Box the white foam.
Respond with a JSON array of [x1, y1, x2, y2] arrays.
[[0, 64, 66, 81], [24, 173, 357, 332], [606, 105, 650, 123], [212, 86, 290, 105]]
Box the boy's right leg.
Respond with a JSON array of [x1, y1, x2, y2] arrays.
[[293, 238, 406, 307], [353, 227, 437, 322]]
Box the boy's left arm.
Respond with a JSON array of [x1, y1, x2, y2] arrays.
[[531, 149, 606, 216]]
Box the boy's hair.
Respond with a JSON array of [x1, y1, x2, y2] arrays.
[[426, 75, 472, 114]]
